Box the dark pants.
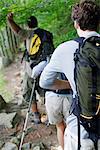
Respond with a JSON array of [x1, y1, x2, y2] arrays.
[[22, 72, 45, 103]]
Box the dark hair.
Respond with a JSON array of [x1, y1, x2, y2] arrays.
[[71, 0, 100, 31], [27, 16, 38, 28]]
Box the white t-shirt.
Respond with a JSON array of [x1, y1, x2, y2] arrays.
[[40, 31, 99, 98], [40, 31, 100, 139]]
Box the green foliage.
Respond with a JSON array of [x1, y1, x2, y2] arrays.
[[32, 0, 80, 46], [0, 0, 99, 46], [0, 0, 80, 47], [0, 0, 80, 101], [0, 0, 99, 101]]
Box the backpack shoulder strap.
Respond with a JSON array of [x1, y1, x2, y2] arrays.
[[73, 37, 84, 150], [21, 40, 28, 63], [28, 27, 38, 39], [74, 37, 85, 46], [82, 36, 100, 48]]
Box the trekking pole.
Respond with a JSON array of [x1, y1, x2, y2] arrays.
[[19, 78, 36, 150]]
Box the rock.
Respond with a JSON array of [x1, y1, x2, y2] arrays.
[[50, 146, 58, 150], [32, 142, 46, 150], [10, 137, 20, 146], [0, 95, 7, 111], [0, 141, 5, 149], [0, 112, 16, 128], [32, 145, 40, 150], [16, 134, 22, 141], [22, 143, 31, 150], [0, 112, 22, 128], [6, 103, 21, 113], [1, 142, 18, 150], [12, 111, 22, 128]]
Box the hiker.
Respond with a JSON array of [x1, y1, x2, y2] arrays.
[[45, 73, 72, 150], [7, 13, 54, 124], [40, 1, 100, 149]]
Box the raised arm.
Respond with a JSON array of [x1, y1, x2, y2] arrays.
[[7, 13, 21, 34]]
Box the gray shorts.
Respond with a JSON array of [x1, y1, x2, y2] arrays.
[[45, 91, 72, 124]]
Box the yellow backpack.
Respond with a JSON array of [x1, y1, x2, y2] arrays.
[[29, 34, 41, 55], [22, 28, 54, 68]]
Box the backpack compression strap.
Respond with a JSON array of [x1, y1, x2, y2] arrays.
[[74, 37, 85, 150]]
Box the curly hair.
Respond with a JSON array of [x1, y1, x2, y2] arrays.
[[71, 0, 100, 31]]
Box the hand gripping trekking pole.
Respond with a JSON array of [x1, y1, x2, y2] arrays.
[[19, 78, 36, 150]]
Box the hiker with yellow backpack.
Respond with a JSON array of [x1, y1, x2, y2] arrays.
[[7, 13, 54, 124]]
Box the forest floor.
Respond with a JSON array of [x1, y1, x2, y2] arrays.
[[0, 52, 59, 150]]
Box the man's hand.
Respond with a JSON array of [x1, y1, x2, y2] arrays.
[[7, 12, 21, 34], [7, 13, 14, 21]]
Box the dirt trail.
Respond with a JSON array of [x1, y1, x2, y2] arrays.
[[1, 52, 58, 150]]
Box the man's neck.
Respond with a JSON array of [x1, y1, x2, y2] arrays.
[[29, 27, 38, 30], [77, 29, 97, 38]]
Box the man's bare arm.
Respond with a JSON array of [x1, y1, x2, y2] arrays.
[[41, 79, 71, 90], [52, 79, 71, 90], [7, 13, 21, 34]]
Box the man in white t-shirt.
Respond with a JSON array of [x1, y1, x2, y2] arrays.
[[39, 1, 100, 149]]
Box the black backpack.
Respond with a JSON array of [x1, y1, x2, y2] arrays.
[[71, 36, 100, 150], [21, 28, 55, 68]]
